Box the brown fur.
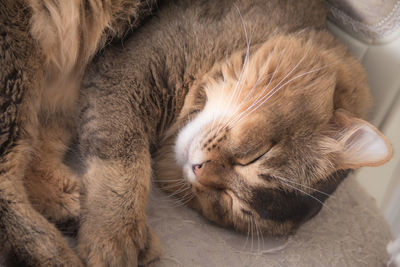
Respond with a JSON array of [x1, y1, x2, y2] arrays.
[[77, 0, 392, 263], [1, 0, 392, 265], [0, 0, 156, 265]]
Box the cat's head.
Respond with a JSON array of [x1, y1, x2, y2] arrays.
[[160, 34, 392, 235]]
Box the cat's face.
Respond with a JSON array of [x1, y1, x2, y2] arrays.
[[170, 36, 392, 234]]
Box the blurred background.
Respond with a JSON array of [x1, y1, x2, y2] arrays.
[[327, 0, 400, 236]]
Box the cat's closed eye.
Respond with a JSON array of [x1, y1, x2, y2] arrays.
[[235, 141, 277, 166], [236, 151, 267, 166]]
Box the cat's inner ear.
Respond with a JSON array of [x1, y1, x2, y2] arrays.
[[326, 109, 392, 169]]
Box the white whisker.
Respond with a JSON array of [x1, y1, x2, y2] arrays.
[[237, 44, 289, 112], [153, 178, 185, 183], [230, 63, 334, 128], [165, 184, 191, 198], [178, 194, 195, 207], [254, 216, 261, 254], [242, 214, 251, 251], [274, 175, 335, 198], [215, 4, 252, 135], [238, 51, 274, 104], [224, 49, 285, 129], [169, 191, 194, 208], [250, 216, 254, 255], [159, 185, 193, 208], [227, 41, 311, 128], [233, 3, 251, 103], [158, 182, 187, 190], [276, 178, 334, 213]]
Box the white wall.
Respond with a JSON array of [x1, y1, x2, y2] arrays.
[[328, 22, 400, 236]]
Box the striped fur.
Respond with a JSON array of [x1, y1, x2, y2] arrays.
[[77, 0, 391, 260], [0, 0, 155, 265]]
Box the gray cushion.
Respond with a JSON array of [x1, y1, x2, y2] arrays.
[[148, 176, 392, 266]]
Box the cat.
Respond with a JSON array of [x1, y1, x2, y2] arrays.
[[77, 0, 393, 265], [0, 0, 156, 266]]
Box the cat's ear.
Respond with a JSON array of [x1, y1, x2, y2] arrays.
[[325, 109, 392, 169]]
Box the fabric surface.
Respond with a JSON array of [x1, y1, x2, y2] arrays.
[[327, 0, 400, 41], [148, 175, 392, 266]]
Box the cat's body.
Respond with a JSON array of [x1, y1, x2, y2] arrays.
[[78, 0, 392, 265], [0, 0, 393, 266], [0, 0, 155, 265]]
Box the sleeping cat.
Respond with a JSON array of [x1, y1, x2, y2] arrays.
[[77, 0, 392, 265], [0, 0, 156, 266]]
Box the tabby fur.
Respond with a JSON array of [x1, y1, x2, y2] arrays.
[[77, 0, 392, 265], [0, 0, 155, 265]]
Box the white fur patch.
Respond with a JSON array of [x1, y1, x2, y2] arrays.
[[175, 87, 237, 165], [175, 83, 239, 183]]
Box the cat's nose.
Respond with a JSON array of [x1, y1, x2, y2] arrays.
[[192, 163, 204, 177], [191, 161, 226, 189]]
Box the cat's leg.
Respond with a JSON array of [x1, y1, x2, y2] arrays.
[[77, 116, 161, 266], [0, 4, 82, 263], [24, 152, 81, 225], [22, 0, 93, 225], [0, 144, 83, 266], [23, 0, 157, 226], [77, 158, 161, 266], [78, 158, 161, 266], [24, 116, 81, 224]]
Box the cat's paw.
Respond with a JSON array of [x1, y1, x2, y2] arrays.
[[47, 173, 81, 221], [138, 227, 162, 266], [24, 165, 81, 223], [78, 223, 161, 266], [78, 234, 139, 266]]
